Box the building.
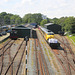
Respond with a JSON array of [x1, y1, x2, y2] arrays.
[[12, 25, 31, 38], [44, 23, 61, 34]]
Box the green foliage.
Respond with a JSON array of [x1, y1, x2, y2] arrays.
[[0, 12, 75, 34], [15, 17, 22, 24], [67, 35, 75, 45], [22, 13, 32, 23], [0, 12, 7, 17], [0, 15, 4, 26], [0, 12, 22, 25], [52, 16, 75, 33], [10, 15, 22, 24], [4, 15, 10, 24], [52, 17, 59, 24], [40, 19, 47, 27], [10, 15, 16, 24], [22, 13, 43, 24]]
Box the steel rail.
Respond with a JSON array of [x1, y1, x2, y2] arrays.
[[35, 39, 39, 75], [53, 49, 68, 75], [9, 47, 13, 75], [36, 31, 50, 75], [55, 36, 75, 62], [16, 41, 26, 75], [0, 40, 15, 57], [0, 39, 11, 50], [4, 40, 24, 75], [58, 50, 75, 71], [0, 40, 15, 75]]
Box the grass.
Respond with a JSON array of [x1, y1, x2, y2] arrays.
[[67, 35, 75, 45]]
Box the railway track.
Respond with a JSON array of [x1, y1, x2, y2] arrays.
[[54, 35, 75, 75], [34, 39, 39, 75], [30, 29, 50, 75], [0, 40, 15, 57], [0, 40, 15, 75], [36, 31, 50, 75], [52, 49, 71, 75], [0, 39, 12, 50], [0, 38, 27, 75], [55, 35, 75, 63], [39, 28, 75, 75]]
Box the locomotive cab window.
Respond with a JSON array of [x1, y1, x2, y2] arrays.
[[48, 32, 54, 35]]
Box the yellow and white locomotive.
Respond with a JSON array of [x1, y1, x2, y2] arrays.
[[39, 26, 60, 48]]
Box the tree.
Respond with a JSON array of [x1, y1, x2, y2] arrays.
[[0, 12, 7, 18], [22, 13, 43, 24], [52, 17, 59, 24], [63, 17, 75, 32], [15, 17, 22, 24], [4, 15, 10, 24], [0, 15, 4, 26], [22, 13, 32, 23], [0, 12, 7, 26], [0, 12, 22, 25], [40, 19, 47, 27], [10, 15, 21, 24], [10, 15, 16, 24]]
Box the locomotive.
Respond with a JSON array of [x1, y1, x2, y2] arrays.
[[39, 26, 60, 48], [10, 30, 18, 40]]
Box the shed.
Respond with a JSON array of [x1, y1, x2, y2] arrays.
[[44, 23, 61, 34], [12, 26, 31, 38]]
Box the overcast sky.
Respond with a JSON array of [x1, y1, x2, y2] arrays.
[[0, 0, 75, 18]]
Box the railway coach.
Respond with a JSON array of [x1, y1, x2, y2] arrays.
[[39, 26, 60, 48]]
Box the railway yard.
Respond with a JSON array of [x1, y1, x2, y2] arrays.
[[0, 28, 75, 75]]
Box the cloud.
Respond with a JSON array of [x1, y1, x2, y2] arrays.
[[4, 0, 9, 2], [0, 0, 75, 18], [21, 0, 33, 4]]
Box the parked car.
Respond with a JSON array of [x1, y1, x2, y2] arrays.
[[2, 31, 7, 35]]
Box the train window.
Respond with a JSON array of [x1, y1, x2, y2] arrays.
[[48, 30, 51, 32], [50, 33, 54, 35], [48, 32, 54, 35]]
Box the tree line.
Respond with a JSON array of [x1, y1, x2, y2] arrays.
[[0, 12, 22, 26], [0, 12, 75, 33], [51, 17, 75, 33]]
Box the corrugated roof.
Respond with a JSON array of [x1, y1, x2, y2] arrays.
[[44, 23, 53, 26], [12, 26, 31, 29]]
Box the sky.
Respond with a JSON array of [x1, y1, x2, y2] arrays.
[[0, 0, 75, 18]]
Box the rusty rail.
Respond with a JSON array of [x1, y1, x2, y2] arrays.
[[16, 41, 26, 75], [4, 40, 24, 75], [35, 39, 39, 75], [36, 31, 49, 75], [0, 40, 15, 75]]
